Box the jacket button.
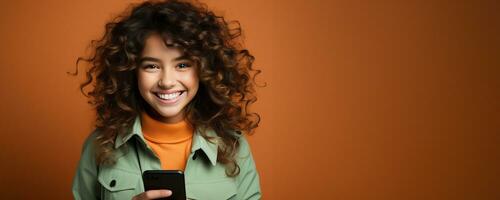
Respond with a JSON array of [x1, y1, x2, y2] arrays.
[[110, 180, 116, 187]]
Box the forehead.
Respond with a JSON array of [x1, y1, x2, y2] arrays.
[[141, 34, 183, 59]]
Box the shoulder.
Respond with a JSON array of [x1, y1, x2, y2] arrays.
[[72, 130, 101, 199], [215, 130, 254, 158], [84, 130, 99, 146], [75, 130, 101, 170], [235, 133, 253, 157], [227, 131, 256, 169], [231, 132, 262, 199], [80, 130, 99, 155]]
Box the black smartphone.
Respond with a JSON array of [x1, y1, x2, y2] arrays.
[[142, 170, 186, 200]]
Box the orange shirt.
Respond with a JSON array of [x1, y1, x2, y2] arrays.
[[140, 112, 193, 171]]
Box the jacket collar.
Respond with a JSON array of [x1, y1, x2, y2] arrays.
[[114, 116, 219, 166]]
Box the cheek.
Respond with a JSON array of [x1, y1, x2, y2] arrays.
[[186, 74, 199, 92], [137, 73, 155, 94]]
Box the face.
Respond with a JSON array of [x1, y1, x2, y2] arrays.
[[137, 34, 199, 123]]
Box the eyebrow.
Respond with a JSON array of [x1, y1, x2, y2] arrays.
[[138, 55, 190, 63]]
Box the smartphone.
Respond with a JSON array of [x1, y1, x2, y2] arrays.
[[142, 170, 186, 200]]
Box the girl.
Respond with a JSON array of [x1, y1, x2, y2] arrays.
[[71, 0, 262, 199]]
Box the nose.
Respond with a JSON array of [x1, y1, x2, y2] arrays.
[[158, 68, 176, 89]]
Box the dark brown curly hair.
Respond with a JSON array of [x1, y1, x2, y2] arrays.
[[72, 0, 262, 177]]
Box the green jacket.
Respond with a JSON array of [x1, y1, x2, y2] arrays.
[[72, 116, 261, 200]]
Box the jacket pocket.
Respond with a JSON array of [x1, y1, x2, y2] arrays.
[[98, 169, 140, 200], [186, 178, 237, 200]]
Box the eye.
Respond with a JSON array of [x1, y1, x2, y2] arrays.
[[143, 64, 160, 69], [177, 63, 191, 69]]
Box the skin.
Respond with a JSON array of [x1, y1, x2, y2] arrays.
[[137, 33, 199, 124], [133, 33, 199, 199], [132, 190, 172, 200]]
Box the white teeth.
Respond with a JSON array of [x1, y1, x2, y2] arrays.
[[157, 92, 181, 100]]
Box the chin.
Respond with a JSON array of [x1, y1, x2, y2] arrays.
[[154, 108, 184, 120], [156, 108, 180, 117]]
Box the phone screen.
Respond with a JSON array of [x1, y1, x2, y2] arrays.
[[142, 170, 186, 200]]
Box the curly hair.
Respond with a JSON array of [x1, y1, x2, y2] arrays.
[[72, 0, 262, 177]]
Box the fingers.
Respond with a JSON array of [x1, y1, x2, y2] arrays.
[[132, 190, 172, 200]]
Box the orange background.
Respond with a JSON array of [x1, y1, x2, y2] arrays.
[[0, 0, 499, 199]]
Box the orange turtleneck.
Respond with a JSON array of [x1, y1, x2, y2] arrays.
[[140, 112, 194, 171]]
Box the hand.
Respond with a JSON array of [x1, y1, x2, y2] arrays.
[[132, 190, 172, 200]]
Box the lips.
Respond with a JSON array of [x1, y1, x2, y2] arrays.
[[153, 91, 185, 104], [156, 91, 182, 100]]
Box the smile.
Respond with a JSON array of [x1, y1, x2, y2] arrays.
[[154, 91, 185, 105], [156, 91, 182, 100]]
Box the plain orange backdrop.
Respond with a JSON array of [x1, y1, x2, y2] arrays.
[[0, 0, 499, 199]]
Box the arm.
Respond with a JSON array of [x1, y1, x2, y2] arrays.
[[72, 131, 100, 200], [235, 136, 262, 200]]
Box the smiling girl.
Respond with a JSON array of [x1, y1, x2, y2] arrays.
[[71, 0, 262, 199]]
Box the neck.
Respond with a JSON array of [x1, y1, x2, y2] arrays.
[[143, 105, 185, 124], [140, 111, 193, 143]]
